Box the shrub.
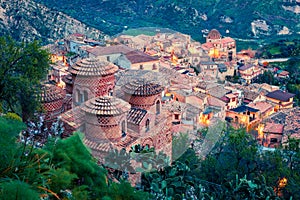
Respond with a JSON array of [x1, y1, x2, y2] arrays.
[[4, 112, 22, 122]]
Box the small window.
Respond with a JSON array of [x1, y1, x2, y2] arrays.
[[174, 114, 179, 120], [270, 138, 278, 143], [83, 91, 88, 102], [107, 56, 110, 62], [140, 65, 144, 70], [152, 64, 157, 70], [121, 121, 126, 137], [156, 100, 160, 115], [146, 119, 150, 132]]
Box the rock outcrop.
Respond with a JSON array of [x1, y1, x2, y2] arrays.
[[0, 0, 107, 43]]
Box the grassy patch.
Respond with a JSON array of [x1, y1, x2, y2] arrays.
[[121, 28, 157, 36], [269, 46, 281, 55]]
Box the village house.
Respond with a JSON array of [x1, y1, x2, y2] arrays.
[[238, 64, 263, 84], [265, 90, 295, 111], [247, 101, 275, 119], [198, 61, 219, 77], [226, 105, 260, 129], [259, 122, 284, 148]]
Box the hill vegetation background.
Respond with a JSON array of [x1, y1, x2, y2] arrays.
[[33, 0, 300, 41]]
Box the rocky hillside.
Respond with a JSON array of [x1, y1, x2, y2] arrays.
[[33, 0, 300, 41], [0, 0, 107, 43]]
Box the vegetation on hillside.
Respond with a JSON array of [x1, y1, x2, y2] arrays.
[[255, 39, 300, 105], [33, 0, 300, 41], [2, 115, 299, 199]]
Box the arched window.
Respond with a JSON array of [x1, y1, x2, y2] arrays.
[[121, 120, 126, 137], [156, 100, 160, 115], [77, 89, 83, 104], [83, 91, 88, 102], [108, 89, 113, 96], [146, 119, 150, 132]]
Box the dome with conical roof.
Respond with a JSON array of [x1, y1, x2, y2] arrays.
[[41, 84, 64, 103], [122, 79, 164, 97], [41, 84, 65, 125], [69, 58, 118, 77], [82, 96, 130, 116], [207, 29, 221, 40]]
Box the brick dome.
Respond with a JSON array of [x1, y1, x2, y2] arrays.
[[207, 29, 221, 40], [122, 79, 164, 109], [41, 84, 65, 125], [122, 79, 164, 97], [82, 96, 130, 142], [41, 84, 64, 103], [69, 58, 118, 77]]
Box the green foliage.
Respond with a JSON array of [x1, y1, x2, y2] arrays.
[[224, 175, 279, 199], [256, 38, 300, 59], [0, 36, 50, 121], [4, 112, 22, 122], [0, 121, 148, 199], [34, 0, 300, 41], [0, 180, 40, 200]]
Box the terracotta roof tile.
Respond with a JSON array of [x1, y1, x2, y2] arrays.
[[263, 122, 284, 134], [124, 50, 159, 64], [82, 96, 130, 116], [41, 84, 64, 103], [122, 79, 164, 96], [266, 90, 295, 102], [127, 108, 147, 125], [87, 44, 134, 56], [69, 58, 118, 76]]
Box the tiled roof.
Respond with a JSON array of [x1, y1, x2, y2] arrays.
[[207, 29, 221, 40], [230, 105, 259, 113], [226, 93, 236, 99], [243, 90, 260, 101], [82, 96, 130, 116], [208, 85, 231, 99], [263, 122, 284, 134], [266, 107, 300, 136], [221, 37, 235, 44], [87, 44, 134, 56], [266, 90, 295, 102], [122, 79, 164, 96], [127, 107, 147, 125], [207, 96, 226, 108], [248, 101, 273, 114], [60, 107, 84, 129], [125, 50, 159, 64], [84, 138, 112, 152], [191, 92, 207, 100], [196, 81, 217, 90], [239, 64, 254, 71], [41, 84, 64, 103], [62, 74, 72, 85], [69, 58, 118, 76]]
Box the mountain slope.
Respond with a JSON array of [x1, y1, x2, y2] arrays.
[[33, 0, 300, 41], [0, 0, 106, 43]]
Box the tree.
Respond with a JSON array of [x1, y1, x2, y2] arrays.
[[0, 117, 149, 199], [0, 36, 50, 121]]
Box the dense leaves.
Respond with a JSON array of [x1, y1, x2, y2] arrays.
[[0, 117, 149, 199], [0, 36, 50, 120]]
